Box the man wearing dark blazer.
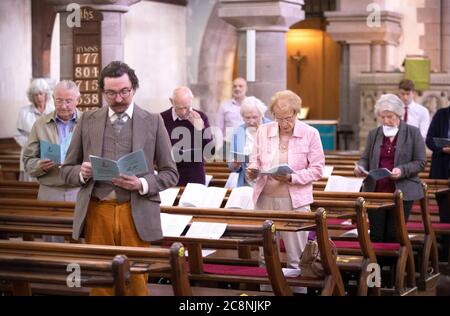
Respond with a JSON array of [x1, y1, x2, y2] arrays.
[[61, 61, 179, 295]]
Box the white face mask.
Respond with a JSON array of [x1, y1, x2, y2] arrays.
[[382, 125, 399, 137]]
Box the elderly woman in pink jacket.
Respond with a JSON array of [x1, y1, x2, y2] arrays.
[[246, 90, 324, 270]]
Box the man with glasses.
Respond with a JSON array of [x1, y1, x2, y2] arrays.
[[23, 80, 82, 241], [23, 80, 81, 201], [61, 61, 179, 296]]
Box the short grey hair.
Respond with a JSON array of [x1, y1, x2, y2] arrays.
[[240, 96, 267, 117], [27, 78, 51, 104], [374, 93, 405, 118], [53, 80, 80, 97]]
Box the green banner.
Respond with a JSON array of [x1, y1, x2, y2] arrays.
[[404, 58, 430, 91]]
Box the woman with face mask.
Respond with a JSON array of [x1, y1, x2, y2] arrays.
[[354, 93, 426, 242], [228, 96, 271, 187]]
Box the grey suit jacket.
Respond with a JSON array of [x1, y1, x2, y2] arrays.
[[358, 121, 426, 201], [60, 105, 179, 241]]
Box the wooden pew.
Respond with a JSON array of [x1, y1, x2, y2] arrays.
[[0, 188, 394, 295], [0, 240, 191, 296], [320, 186, 441, 292], [263, 212, 344, 296], [313, 178, 450, 277], [157, 207, 345, 296], [0, 184, 432, 296], [0, 180, 39, 199], [0, 141, 21, 180], [312, 190, 418, 296], [0, 198, 345, 296]]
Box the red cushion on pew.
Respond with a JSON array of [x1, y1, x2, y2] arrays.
[[411, 204, 439, 214], [326, 218, 355, 227], [279, 239, 285, 253], [429, 204, 439, 214], [327, 218, 347, 225], [431, 223, 450, 229], [407, 222, 450, 229], [406, 222, 423, 229], [334, 240, 400, 251], [203, 263, 268, 277]]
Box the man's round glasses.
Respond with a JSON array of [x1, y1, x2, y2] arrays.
[[104, 88, 132, 100]]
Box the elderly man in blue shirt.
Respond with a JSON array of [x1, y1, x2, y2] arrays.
[[23, 80, 82, 207]]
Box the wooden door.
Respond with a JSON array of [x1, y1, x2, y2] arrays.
[[286, 29, 340, 120]]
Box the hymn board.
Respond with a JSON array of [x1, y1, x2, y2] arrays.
[[73, 7, 103, 109]]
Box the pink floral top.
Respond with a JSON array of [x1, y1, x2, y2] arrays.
[[248, 120, 325, 208]]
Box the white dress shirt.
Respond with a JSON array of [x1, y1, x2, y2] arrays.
[[403, 101, 430, 139], [216, 99, 244, 142]]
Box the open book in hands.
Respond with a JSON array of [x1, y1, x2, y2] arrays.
[[89, 149, 149, 181], [178, 183, 227, 208], [354, 163, 392, 181], [40, 140, 61, 164], [260, 164, 295, 176]]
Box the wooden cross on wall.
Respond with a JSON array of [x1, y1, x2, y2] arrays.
[[290, 51, 306, 84]]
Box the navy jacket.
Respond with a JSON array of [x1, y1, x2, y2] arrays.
[[426, 107, 450, 179]]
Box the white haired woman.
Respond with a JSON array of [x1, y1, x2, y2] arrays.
[[228, 96, 271, 187], [15, 78, 54, 181], [354, 93, 426, 242]]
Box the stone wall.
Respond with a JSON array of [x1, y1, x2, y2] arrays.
[[418, 0, 442, 71], [0, 0, 32, 139], [124, 1, 187, 114]]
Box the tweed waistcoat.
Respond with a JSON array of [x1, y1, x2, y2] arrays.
[[92, 116, 133, 202]]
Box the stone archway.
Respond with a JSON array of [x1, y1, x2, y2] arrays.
[[32, 0, 57, 77], [191, 2, 237, 125]]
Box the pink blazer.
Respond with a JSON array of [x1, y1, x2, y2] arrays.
[[248, 120, 324, 208]]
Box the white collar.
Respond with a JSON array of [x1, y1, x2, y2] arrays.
[[405, 100, 418, 108], [108, 102, 135, 119], [171, 107, 191, 122], [171, 107, 183, 121]]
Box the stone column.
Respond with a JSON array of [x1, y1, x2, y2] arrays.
[[371, 42, 386, 72], [218, 0, 305, 106], [45, 0, 140, 80], [443, 0, 450, 73], [325, 10, 402, 149]]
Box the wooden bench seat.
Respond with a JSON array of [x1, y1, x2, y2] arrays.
[[0, 198, 344, 296], [0, 239, 191, 296]]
